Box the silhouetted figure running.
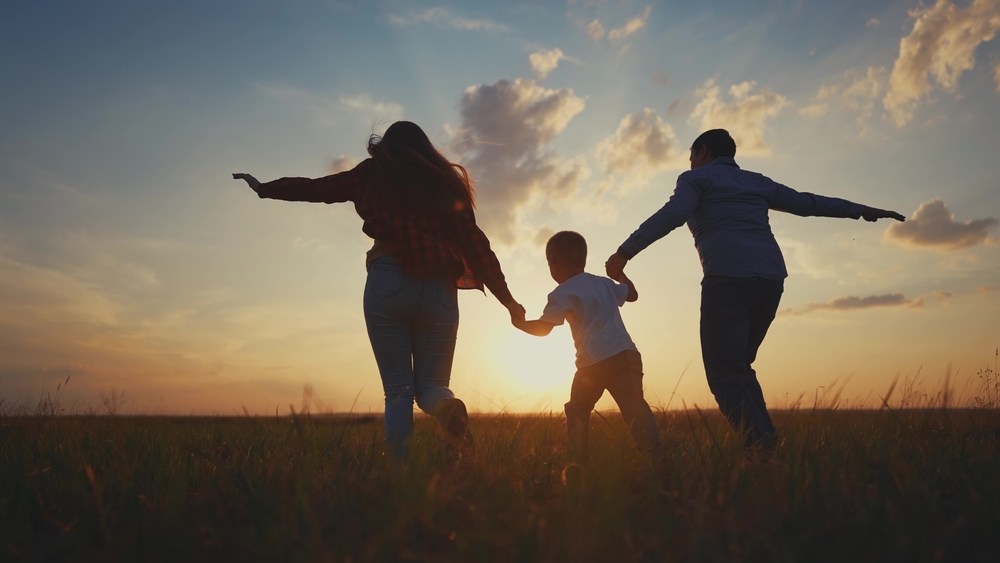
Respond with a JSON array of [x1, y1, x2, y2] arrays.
[[605, 129, 905, 458], [234, 121, 524, 461]]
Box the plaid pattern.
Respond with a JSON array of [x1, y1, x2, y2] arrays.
[[256, 159, 514, 304]]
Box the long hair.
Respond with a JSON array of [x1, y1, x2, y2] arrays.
[[366, 121, 475, 215]]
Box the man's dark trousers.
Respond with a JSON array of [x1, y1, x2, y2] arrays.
[[700, 275, 783, 451]]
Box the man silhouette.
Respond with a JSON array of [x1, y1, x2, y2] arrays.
[[605, 129, 905, 456]]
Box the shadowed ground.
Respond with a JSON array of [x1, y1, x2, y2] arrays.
[[2, 409, 999, 561]]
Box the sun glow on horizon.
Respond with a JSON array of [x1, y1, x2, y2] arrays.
[[500, 328, 576, 395]]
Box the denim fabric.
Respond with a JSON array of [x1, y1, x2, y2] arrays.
[[700, 275, 783, 450], [564, 350, 662, 462], [364, 256, 459, 460]]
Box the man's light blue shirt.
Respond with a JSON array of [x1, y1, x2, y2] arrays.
[[618, 157, 865, 281]]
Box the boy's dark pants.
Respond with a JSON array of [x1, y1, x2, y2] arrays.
[[564, 350, 662, 462], [700, 275, 783, 451]]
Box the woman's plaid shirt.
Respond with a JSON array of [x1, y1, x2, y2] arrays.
[[256, 159, 515, 305]]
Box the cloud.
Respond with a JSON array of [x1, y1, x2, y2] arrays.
[[608, 5, 651, 40], [387, 7, 508, 32], [867, 18, 882, 28], [329, 155, 359, 174], [0, 252, 124, 328], [652, 69, 670, 88], [529, 48, 565, 80], [689, 80, 788, 156], [885, 198, 997, 251], [452, 78, 586, 242], [338, 94, 404, 121], [584, 18, 606, 41], [883, 0, 1000, 127], [800, 67, 886, 133], [595, 108, 686, 190], [533, 226, 555, 247], [258, 85, 403, 123], [782, 293, 923, 315]]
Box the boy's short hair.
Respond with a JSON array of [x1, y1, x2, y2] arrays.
[[546, 231, 587, 270], [691, 129, 737, 159]]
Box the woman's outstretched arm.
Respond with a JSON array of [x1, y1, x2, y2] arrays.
[[232, 160, 369, 204], [232, 173, 261, 192]]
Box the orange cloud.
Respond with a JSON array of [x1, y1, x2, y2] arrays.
[[528, 48, 565, 80], [608, 5, 651, 40], [329, 155, 359, 174], [782, 293, 923, 315], [885, 199, 996, 251], [800, 67, 886, 135], [596, 108, 686, 190], [690, 80, 788, 156], [883, 0, 1000, 127], [452, 78, 586, 242]]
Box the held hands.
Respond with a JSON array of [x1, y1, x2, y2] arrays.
[[232, 173, 261, 193], [505, 301, 527, 325], [605, 252, 629, 282], [861, 206, 906, 222]]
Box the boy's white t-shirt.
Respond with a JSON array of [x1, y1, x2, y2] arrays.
[[539, 272, 638, 368]]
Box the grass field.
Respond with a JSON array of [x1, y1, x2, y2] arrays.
[[3, 396, 1000, 562]]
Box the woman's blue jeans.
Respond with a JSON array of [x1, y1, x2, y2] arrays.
[[363, 257, 459, 459]]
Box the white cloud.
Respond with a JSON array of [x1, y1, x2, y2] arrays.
[[800, 67, 886, 133], [866, 18, 881, 28], [689, 80, 788, 156], [452, 78, 587, 242], [387, 7, 508, 32], [885, 198, 997, 251], [329, 155, 359, 174], [585, 18, 606, 41], [338, 94, 404, 121], [529, 48, 565, 80], [258, 85, 403, 123], [608, 5, 651, 40], [596, 108, 686, 190], [883, 0, 1000, 127], [798, 103, 828, 117]]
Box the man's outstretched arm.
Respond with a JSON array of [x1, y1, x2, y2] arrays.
[[771, 182, 905, 222], [607, 176, 701, 279]]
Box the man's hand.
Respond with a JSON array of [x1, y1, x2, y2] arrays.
[[232, 173, 261, 193], [861, 206, 906, 222], [605, 252, 629, 281]]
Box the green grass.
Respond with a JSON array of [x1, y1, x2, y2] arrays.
[[2, 406, 999, 561]]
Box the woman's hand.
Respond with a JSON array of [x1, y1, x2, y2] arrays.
[[232, 173, 261, 193], [505, 300, 526, 323]]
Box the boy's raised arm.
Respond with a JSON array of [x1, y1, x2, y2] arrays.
[[619, 273, 638, 302]]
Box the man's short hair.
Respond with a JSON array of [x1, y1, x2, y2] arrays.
[[546, 231, 587, 270], [691, 129, 737, 159]]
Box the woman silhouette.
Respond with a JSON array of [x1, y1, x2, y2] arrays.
[[234, 121, 523, 460]]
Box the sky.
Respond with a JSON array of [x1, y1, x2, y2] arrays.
[[1, 0, 998, 415]]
